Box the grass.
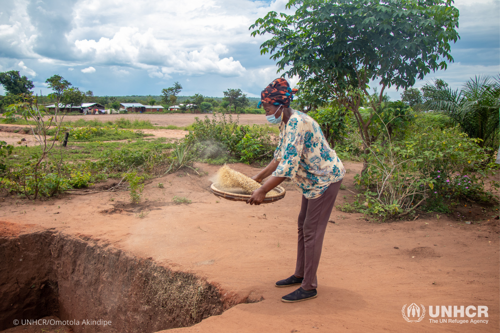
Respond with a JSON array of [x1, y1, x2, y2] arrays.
[[0, 117, 190, 130], [5, 138, 174, 165], [158, 125, 189, 130], [172, 196, 192, 204]]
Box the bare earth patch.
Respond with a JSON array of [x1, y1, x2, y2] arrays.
[[47, 113, 270, 127], [0, 161, 498, 333]]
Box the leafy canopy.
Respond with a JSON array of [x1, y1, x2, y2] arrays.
[[62, 87, 85, 106], [46, 75, 72, 99], [222, 88, 249, 113], [401, 88, 423, 106], [162, 82, 183, 104], [250, 0, 460, 94], [423, 75, 500, 149], [250, 0, 460, 159], [0, 70, 34, 95]]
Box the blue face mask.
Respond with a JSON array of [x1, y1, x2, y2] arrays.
[[266, 105, 283, 124]]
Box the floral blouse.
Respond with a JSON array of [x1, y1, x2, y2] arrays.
[[272, 109, 345, 199]]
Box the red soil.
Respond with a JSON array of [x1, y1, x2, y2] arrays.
[[0, 161, 498, 333]]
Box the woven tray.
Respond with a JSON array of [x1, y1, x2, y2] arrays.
[[210, 183, 286, 203]]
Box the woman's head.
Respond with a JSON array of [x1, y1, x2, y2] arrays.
[[258, 78, 298, 110]]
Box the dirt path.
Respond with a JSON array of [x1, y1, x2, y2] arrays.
[[45, 113, 270, 127], [0, 161, 498, 332], [0, 125, 188, 145]]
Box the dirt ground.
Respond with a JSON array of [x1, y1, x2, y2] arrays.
[[0, 161, 498, 333], [0, 113, 263, 144], [50, 113, 270, 127], [0, 124, 188, 146]]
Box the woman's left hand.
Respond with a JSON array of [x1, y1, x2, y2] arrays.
[[247, 188, 266, 205]]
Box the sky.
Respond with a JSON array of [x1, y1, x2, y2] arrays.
[[0, 0, 498, 100]]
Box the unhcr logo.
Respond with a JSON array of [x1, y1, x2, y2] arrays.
[[402, 304, 489, 324], [402, 303, 426, 323]]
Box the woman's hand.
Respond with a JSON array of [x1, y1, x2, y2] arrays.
[[251, 175, 263, 183], [247, 187, 266, 205]]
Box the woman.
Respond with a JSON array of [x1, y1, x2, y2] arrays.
[[247, 78, 345, 303]]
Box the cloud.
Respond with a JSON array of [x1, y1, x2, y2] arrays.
[[74, 28, 246, 77], [81, 66, 96, 73], [18, 61, 36, 77], [26, 0, 80, 60], [0, 0, 497, 98], [110, 66, 129, 76], [0, 0, 38, 59]]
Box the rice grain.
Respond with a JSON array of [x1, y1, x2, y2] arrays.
[[215, 165, 279, 197]]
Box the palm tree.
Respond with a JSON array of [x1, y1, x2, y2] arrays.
[[424, 75, 499, 149]]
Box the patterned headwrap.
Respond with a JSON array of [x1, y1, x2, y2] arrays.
[[258, 78, 298, 108]]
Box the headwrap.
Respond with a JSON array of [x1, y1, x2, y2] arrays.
[[258, 78, 298, 108]]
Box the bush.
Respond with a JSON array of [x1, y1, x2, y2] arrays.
[[243, 108, 265, 114], [123, 171, 144, 203], [186, 113, 276, 164], [0, 141, 13, 174], [308, 106, 349, 149], [352, 121, 498, 220], [52, 126, 148, 142]]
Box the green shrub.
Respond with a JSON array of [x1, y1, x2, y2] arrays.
[[70, 170, 93, 188], [353, 122, 498, 219], [186, 113, 276, 164], [243, 108, 265, 114], [123, 171, 144, 203], [308, 106, 349, 148], [0, 141, 13, 174], [54, 126, 148, 142]]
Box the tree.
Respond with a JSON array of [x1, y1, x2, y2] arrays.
[[46, 75, 72, 113], [205, 98, 220, 108], [401, 88, 423, 107], [193, 94, 204, 107], [0, 70, 34, 95], [62, 88, 85, 108], [251, 0, 459, 169], [162, 82, 183, 105], [424, 75, 499, 149], [84, 90, 96, 103], [169, 95, 177, 106], [223, 88, 249, 113], [422, 78, 449, 103], [111, 101, 121, 110], [220, 100, 230, 112], [200, 102, 213, 112]]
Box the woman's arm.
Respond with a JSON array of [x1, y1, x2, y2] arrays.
[[247, 175, 286, 205], [251, 159, 280, 183]]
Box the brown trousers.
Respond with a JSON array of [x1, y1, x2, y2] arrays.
[[294, 180, 342, 290]]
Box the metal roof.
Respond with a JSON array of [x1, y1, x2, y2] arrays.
[[81, 103, 104, 108], [46, 104, 81, 108], [120, 103, 145, 107], [145, 105, 164, 108]]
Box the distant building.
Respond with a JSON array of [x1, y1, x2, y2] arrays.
[[46, 104, 82, 113], [145, 105, 164, 112], [120, 103, 146, 113], [82, 103, 105, 114], [168, 104, 199, 112]]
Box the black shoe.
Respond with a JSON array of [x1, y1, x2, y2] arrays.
[[275, 275, 304, 288], [281, 287, 318, 303]]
